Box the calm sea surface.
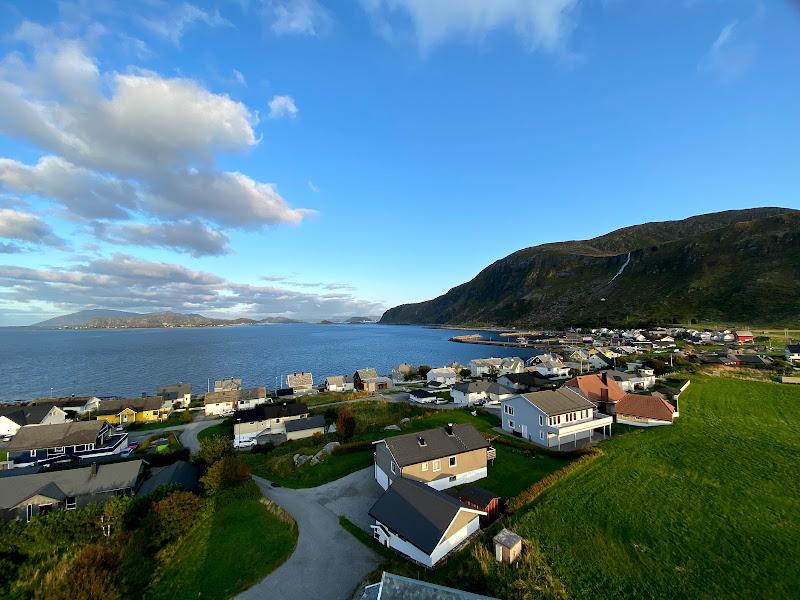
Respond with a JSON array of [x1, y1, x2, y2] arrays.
[[0, 324, 542, 402]]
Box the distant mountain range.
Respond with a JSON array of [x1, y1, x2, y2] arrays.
[[380, 207, 800, 328], [32, 311, 378, 329]]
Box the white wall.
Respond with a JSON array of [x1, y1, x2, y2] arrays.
[[0, 416, 20, 437], [374, 463, 390, 490], [425, 467, 487, 491]]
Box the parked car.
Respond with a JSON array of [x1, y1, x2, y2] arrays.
[[128, 441, 140, 452], [120, 448, 132, 458], [434, 397, 449, 404], [234, 438, 257, 449], [114, 425, 124, 432]]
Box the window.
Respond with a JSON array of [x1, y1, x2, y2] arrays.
[[432, 459, 441, 472], [421, 462, 428, 472], [504, 405, 514, 416], [449, 456, 457, 468], [74, 444, 86, 452], [508, 420, 514, 429], [30, 450, 36, 457], [390, 461, 397, 474], [540, 432, 545, 440], [539, 415, 544, 426], [26, 504, 33, 522], [65, 497, 76, 510]]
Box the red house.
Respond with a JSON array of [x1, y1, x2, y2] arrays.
[[449, 485, 501, 527], [735, 331, 754, 344]]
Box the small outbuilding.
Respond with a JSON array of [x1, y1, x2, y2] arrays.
[[493, 528, 522, 564], [448, 485, 501, 526]]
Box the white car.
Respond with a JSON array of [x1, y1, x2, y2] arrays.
[[234, 438, 257, 449]]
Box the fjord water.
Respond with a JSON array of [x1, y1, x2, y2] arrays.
[[0, 323, 541, 402]]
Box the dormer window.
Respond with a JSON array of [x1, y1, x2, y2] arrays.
[[417, 436, 426, 447]]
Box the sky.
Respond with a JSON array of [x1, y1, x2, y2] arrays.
[[0, 0, 798, 325]]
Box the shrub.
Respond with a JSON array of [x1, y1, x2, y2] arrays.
[[102, 495, 136, 535], [179, 410, 192, 424], [251, 441, 275, 454], [38, 541, 124, 600], [149, 490, 204, 546], [336, 407, 357, 440], [459, 368, 472, 378], [201, 456, 251, 493], [311, 432, 325, 445], [198, 435, 233, 467], [417, 364, 431, 377], [332, 441, 372, 455]]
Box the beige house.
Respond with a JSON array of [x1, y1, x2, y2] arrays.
[[204, 387, 267, 416], [354, 368, 391, 393], [373, 423, 492, 491], [286, 372, 313, 391], [233, 403, 310, 442]]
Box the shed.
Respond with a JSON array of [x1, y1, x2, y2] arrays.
[[493, 528, 522, 564], [448, 485, 501, 526]]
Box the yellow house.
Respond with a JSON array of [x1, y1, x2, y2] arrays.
[[95, 396, 169, 426]]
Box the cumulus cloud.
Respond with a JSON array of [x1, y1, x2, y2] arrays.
[[698, 21, 755, 82], [266, 0, 331, 36], [140, 2, 231, 45], [0, 27, 313, 253], [92, 220, 231, 257], [0, 255, 385, 322], [360, 0, 579, 53], [268, 94, 299, 119], [0, 208, 68, 249]]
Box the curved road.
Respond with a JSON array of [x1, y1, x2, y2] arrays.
[[127, 418, 223, 453], [237, 470, 381, 600]]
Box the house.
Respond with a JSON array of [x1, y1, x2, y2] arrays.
[[469, 358, 502, 377], [786, 345, 800, 365], [203, 387, 268, 416], [282, 415, 326, 441], [25, 396, 101, 416], [493, 529, 523, 564], [497, 372, 559, 393], [233, 402, 311, 442], [733, 354, 774, 368], [486, 382, 516, 404], [354, 368, 391, 393], [498, 357, 525, 375], [360, 572, 494, 600], [95, 395, 170, 426], [735, 330, 754, 344], [0, 404, 68, 438], [157, 383, 191, 410], [373, 423, 491, 491], [5, 421, 128, 469], [426, 367, 457, 386], [532, 359, 571, 378], [286, 372, 314, 392], [451, 381, 491, 405], [588, 353, 615, 370], [604, 369, 656, 392], [391, 363, 414, 383], [0, 460, 144, 522], [614, 393, 678, 427], [137, 460, 199, 497], [409, 390, 437, 404], [235, 387, 270, 411], [448, 485, 501, 526], [501, 388, 612, 450], [566, 372, 626, 416], [213, 378, 242, 392], [323, 375, 354, 392], [369, 477, 485, 567]]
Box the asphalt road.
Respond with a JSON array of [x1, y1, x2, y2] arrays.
[[126, 418, 223, 453]]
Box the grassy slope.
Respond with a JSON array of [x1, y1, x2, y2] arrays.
[[480, 444, 571, 499], [197, 421, 233, 442], [515, 376, 800, 599], [146, 482, 297, 600]]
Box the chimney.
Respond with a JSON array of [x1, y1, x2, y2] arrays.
[[601, 372, 608, 385], [90, 462, 98, 478], [600, 388, 608, 403], [445, 423, 454, 436], [417, 436, 426, 447]]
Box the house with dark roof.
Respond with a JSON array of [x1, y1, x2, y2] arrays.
[[360, 571, 495, 600], [786, 345, 800, 365], [369, 477, 485, 567], [451, 381, 491, 405], [0, 460, 144, 522], [137, 460, 199, 497], [5, 421, 129, 469], [157, 383, 192, 409], [373, 423, 491, 491], [25, 395, 101, 416], [448, 485, 501, 526], [501, 388, 613, 450], [409, 389, 437, 404], [204, 387, 268, 416], [496, 372, 559, 393], [233, 402, 311, 442], [0, 404, 68, 437], [354, 368, 391, 393], [95, 395, 170, 427]]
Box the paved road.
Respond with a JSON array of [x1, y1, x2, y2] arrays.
[[314, 391, 462, 411], [238, 468, 381, 600], [126, 418, 223, 453]]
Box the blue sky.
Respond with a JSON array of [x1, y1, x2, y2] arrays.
[[0, 0, 798, 325]]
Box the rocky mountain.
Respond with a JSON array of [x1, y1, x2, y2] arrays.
[[80, 311, 258, 329], [380, 208, 800, 327], [33, 309, 142, 328]]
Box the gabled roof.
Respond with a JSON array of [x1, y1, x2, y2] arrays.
[[566, 373, 626, 404], [355, 368, 378, 379], [786, 344, 800, 354], [380, 423, 488, 467], [448, 484, 499, 509], [96, 396, 163, 415], [157, 383, 191, 400], [451, 381, 492, 395], [369, 478, 481, 555], [325, 375, 345, 386], [0, 460, 144, 509], [410, 389, 437, 399], [615, 394, 676, 422], [284, 415, 325, 433], [137, 460, 199, 496], [498, 372, 557, 389], [0, 404, 61, 426], [6, 421, 105, 451], [366, 572, 496, 600], [517, 388, 595, 416], [235, 402, 308, 422], [486, 382, 515, 396]]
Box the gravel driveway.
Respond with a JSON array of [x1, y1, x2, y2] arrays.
[[237, 468, 382, 600]]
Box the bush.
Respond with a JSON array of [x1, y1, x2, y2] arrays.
[[198, 435, 233, 467], [251, 441, 275, 454], [102, 495, 136, 535], [459, 368, 472, 378], [201, 456, 251, 493], [336, 407, 356, 440], [417, 364, 431, 377], [144, 447, 191, 467], [38, 541, 124, 600], [149, 490, 205, 546], [179, 410, 192, 424], [331, 441, 372, 455]]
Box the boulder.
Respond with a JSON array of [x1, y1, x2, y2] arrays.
[[384, 424, 401, 431], [399, 418, 411, 426], [321, 441, 341, 455], [294, 453, 312, 467]]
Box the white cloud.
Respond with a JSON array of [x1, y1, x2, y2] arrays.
[[361, 0, 579, 53], [268, 94, 299, 119], [267, 0, 331, 36], [698, 21, 755, 82], [232, 68, 247, 85], [92, 220, 231, 257], [140, 2, 231, 46], [308, 180, 319, 193], [0, 208, 68, 250]]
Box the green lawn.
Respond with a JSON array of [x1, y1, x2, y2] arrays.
[[197, 420, 233, 442], [476, 443, 571, 499], [146, 482, 297, 600], [510, 376, 800, 599], [126, 412, 192, 431], [242, 448, 374, 488], [302, 390, 369, 407]]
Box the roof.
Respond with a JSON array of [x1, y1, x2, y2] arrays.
[[486, 382, 515, 396], [448, 484, 499, 508], [96, 396, 163, 415], [381, 423, 488, 467], [325, 375, 344, 385], [0, 460, 143, 509], [27, 396, 98, 408], [284, 415, 326, 433], [517, 388, 595, 416], [787, 344, 800, 354], [369, 478, 479, 555], [6, 421, 105, 451], [736, 331, 754, 337], [410, 389, 437, 399], [566, 373, 626, 404], [0, 404, 61, 426], [615, 394, 676, 422], [493, 528, 523, 549], [365, 572, 496, 600], [451, 381, 491, 395], [235, 402, 309, 422], [498, 372, 557, 389], [137, 460, 199, 496], [428, 368, 457, 377], [355, 368, 378, 379], [158, 383, 191, 400]]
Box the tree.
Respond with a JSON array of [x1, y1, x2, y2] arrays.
[[417, 364, 431, 378], [403, 369, 419, 381], [336, 407, 357, 440], [198, 435, 233, 467], [201, 456, 251, 493], [459, 368, 472, 379], [179, 410, 192, 424], [149, 490, 204, 546]]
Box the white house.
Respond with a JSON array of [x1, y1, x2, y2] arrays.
[[369, 477, 485, 567], [451, 381, 490, 406], [532, 359, 571, 378], [605, 369, 656, 392], [786, 345, 800, 365], [0, 405, 68, 438], [323, 375, 354, 392], [426, 368, 457, 387], [157, 383, 192, 410], [501, 388, 612, 450], [469, 358, 502, 377], [409, 390, 437, 404]]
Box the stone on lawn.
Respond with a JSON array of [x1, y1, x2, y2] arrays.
[[384, 424, 401, 431]]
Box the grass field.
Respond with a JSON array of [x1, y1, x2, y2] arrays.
[[510, 376, 800, 599], [197, 420, 233, 442], [146, 482, 297, 600], [126, 412, 192, 431], [302, 390, 369, 406], [477, 442, 571, 499]]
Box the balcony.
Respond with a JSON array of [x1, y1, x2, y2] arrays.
[[547, 414, 612, 437]]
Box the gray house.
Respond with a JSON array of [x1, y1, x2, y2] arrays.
[[0, 460, 144, 522], [501, 388, 613, 450]]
